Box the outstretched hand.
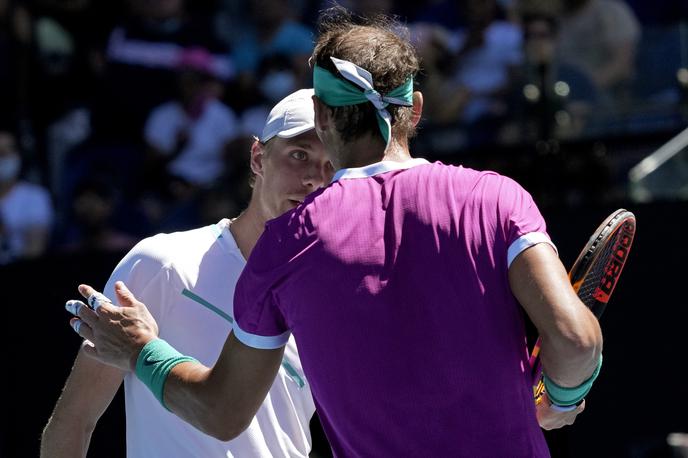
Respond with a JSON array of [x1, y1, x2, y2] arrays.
[[65, 281, 159, 372]]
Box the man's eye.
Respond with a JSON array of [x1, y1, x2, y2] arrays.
[[291, 150, 307, 161]]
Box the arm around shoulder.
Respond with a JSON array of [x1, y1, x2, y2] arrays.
[[41, 346, 125, 458]]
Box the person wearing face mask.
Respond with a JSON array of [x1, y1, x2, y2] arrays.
[[0, 129, 54, 263]]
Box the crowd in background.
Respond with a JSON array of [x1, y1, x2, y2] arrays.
[[0, 0, 687, 265]]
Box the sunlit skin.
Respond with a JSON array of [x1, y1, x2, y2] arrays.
[[251, 129, 334, 221]]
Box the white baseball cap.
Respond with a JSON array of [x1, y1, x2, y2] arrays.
[[260, 88, 315, 143]]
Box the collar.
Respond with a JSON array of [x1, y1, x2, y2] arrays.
[[332, 158, 430, 182]]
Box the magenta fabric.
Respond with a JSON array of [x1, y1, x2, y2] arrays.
[[234, 161, 551, 457]]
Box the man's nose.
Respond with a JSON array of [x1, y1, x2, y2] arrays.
[[303, 162, 329, 189]]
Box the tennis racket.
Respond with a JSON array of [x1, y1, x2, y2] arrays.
[[530, 208, 636, 402]]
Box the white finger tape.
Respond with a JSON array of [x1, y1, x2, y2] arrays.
[[88, 292, 112, 312], [72, 319, 82, 334], [65, 300, 83, 316]]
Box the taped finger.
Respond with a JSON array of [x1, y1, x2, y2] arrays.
[[70, 317, 95, 342], [87, 291, 112, 312], [71, 317, 83, 334], [65, 300, 86, 316]]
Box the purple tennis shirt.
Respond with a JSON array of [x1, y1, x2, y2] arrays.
[[234, 159, 554, 457]]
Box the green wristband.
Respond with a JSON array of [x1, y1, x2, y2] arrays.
[[543, 354, 603, 407], [135, 339, 198, 410]]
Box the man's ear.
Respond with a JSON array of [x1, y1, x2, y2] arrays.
[[313, 95, 331, 134], [411, 91, 423, 127], [250, 139, 265, 178]]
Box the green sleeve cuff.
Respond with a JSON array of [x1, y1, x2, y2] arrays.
[[543, 354, 603, 407], [135, 339, 198, 411]]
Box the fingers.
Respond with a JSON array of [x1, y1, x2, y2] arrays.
[[65, 299, 86, 316], [77, 284, 113, 312], [78, 284, 98, 300], [80, 339, 99, 360], [75, 299, 99, 326], [70, 317, 94, 342], [114, 281, 137, 307]]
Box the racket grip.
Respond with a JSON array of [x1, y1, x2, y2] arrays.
[[533, 363, 543, 384]]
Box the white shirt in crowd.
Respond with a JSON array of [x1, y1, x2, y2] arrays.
[[144, 99, 239, 187]]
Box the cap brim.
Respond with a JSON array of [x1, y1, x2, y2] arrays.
[[262, 123, 314, 143]]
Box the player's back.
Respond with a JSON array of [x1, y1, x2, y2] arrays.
[[254, 160, 551, 457]]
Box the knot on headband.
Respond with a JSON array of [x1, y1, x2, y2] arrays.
[[313, 56, 413, 147]]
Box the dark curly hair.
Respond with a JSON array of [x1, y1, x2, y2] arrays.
[[312, 8, 420, 144]]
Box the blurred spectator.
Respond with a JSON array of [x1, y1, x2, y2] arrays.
[[56, 179, 137, 254], [556, 0, 641, 110], [503, 9, 598, 142], [238, 54, 300, 136], [227, 0, 312, 76], [412, 23, 471, 125], [449, 0, 522, 124], [413, 0, 522, 146], [94, 0, 231, 144], [218, 0, 312, 112], [144, 47, 239, 189], [0, 130, 54, 264]]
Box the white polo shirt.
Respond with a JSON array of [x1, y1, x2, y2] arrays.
[[103, 219, 315, 457]]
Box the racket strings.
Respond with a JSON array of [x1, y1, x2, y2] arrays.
[[577, 232, 619, 308]]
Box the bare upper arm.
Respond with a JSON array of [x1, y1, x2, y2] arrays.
[[508, 243, 581, 337]]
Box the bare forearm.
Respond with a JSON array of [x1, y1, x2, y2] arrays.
[[158, 335, 284, 441], [41, 350, 123, 457], [538, 308, 602, 386], [161, 362, 237, 440], [510, 243, 603, 386], [41, 414, 92, 458]]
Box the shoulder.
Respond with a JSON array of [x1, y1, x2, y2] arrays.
[[105, 224, 220, 297], [424, 162, 504, 188], [125, 225, 218, 270]]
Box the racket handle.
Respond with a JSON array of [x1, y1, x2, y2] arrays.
[[530, 337, 545, 401], [529, 337, 542, 375]]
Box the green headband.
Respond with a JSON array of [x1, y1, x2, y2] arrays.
[[313, 56, 413, 147]]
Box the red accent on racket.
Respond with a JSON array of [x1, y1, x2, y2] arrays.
[[530, 209, 636, 400]]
